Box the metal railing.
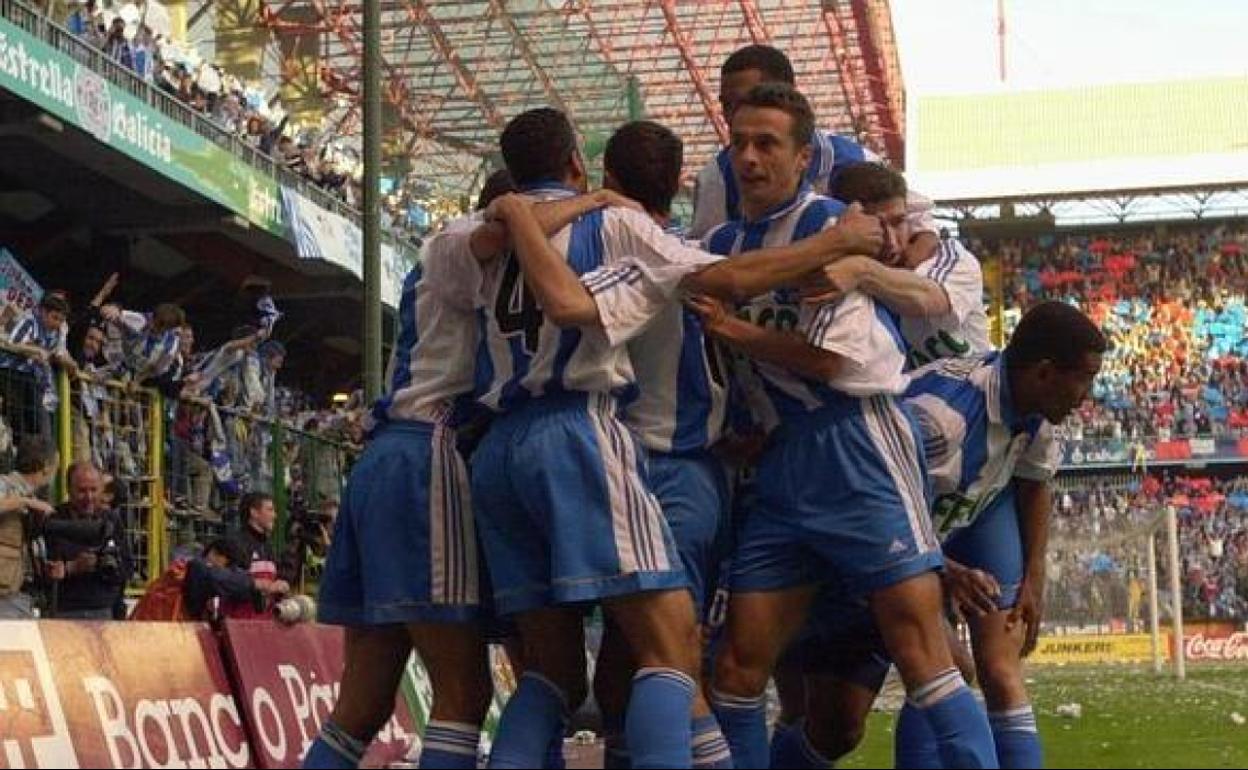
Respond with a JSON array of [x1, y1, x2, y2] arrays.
[[0, 0, 416, 254], [0, 355, 357, 594]]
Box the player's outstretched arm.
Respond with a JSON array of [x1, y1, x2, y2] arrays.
[[681, 203, 885, 304], [686, 294, 843, 383], [803, 256, 950, 317], [491, 194, 601, 327], [468, 190, 642, 260]]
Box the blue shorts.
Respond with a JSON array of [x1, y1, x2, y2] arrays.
[[731, 394, 942, 598], [648, 450, 730, 615], [943, 483, 1024, 610], [471, 393, 687, 616], [318, 421, 481, 626]]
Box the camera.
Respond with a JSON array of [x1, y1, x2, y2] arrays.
[[34, 517, 121, 579], [95, 535, 122, 583]]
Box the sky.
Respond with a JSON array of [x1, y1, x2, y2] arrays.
[[889, 0, 1248, 95]]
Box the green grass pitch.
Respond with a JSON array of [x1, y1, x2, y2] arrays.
[[839, 664, 1248, 769]]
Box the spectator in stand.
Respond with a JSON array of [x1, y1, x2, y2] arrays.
[[66, 0, 98, 41], [98, 301, 185, 385], [103, 17, 133, 70], [44, 462, 132, 619], [0, 293, 78, 438], [130, 24, 155, 82]]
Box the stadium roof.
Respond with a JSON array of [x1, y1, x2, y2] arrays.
[[908, 76, 1248, 203], [261, 0, 906, 197]]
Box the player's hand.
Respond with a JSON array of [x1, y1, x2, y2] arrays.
[[944, 559, 1001, 619], [831, 202, 885, 258], [99, 303, 121, 322], [593, 189, 645, 214], [801, 256, 868, 305], [684, 294, 734, 336], [484, 193, 532, 224], [1008, 571, 1045, 657]]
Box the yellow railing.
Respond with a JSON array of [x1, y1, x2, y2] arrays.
[[0, 365, 357, 588]]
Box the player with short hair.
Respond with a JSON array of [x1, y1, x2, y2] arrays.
[[468, 107, 885, 769], [687, 82, 999, 769], [302, 221, 494, 769], [779, 301, 1106, 770], [587, 119, 733, 770], [689, 45, 937, 259]]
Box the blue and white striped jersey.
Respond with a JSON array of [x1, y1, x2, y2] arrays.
[[902, 236, 993, 370], [705, 187, 909, 431], [370, 214, 483, 427], [475, 185, 721, 414], [112, 311, 180, 379], [905, 352, 1059, 537], [690, 130, 871, 239], [599, 223, 730, 454]]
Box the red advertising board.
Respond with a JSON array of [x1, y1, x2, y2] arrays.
[[0, 620, 250, 769], [1180, 630, 1248, 662], [221, 619, 419, 768]]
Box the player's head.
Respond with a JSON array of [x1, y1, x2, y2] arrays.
[[1006, 301, 1107, 424], [830, 162, 911, 265], [720, 45, 795, 125], [477, 169, 516, 211], [729, 83, 814, 218], [499, 108, 587, 193], [603, 121, 683, 219]]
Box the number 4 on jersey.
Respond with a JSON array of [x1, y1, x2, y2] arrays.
[[495, 255, 544, 354]]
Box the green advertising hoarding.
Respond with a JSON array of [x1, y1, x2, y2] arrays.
[[0, 15, 285, 236]]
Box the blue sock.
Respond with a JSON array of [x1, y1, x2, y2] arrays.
[[603, 714, 631, 770], [628, 668, 695, 769], [487, 672, 568, 769], [769, 721, 793, 768], [302, 720, 366, 769], [420, 720, 480, 769], [769, 719, 833, 768], [544, 730, 567, 769], [711, 688, 769, 770], [990, 706, 1043, 769], [894, 702, 944, 769], [692, 714, 734, 769], [911, 669, 998, 769]]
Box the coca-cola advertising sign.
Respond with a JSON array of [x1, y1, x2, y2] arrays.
[[1183, 631, 1248, 662], [0, 620, 250, 769]]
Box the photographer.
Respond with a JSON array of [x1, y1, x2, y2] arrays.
[[285, 495, 336, 591], [0, 438, 58, 618], [44, 462, 132, 619]]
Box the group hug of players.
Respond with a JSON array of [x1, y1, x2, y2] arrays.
[[299, 45, 1108, 770]]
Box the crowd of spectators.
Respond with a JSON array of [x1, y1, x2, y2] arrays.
[[982, 222, 1248, 464], [59, 0, 367, 210], [1046, 472, 1248, 627]]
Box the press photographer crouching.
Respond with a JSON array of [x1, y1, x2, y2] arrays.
[[42, 462, 132, 619], [0, 438, 58, 618]]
